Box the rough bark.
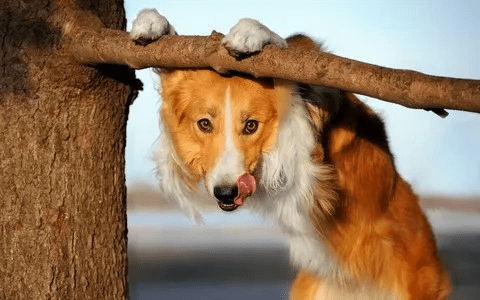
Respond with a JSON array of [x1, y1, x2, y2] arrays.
[[0, 0, 137, 299], [65, 24, 480, 114]]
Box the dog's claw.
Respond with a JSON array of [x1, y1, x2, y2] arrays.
[[222, 18, 287, 58]]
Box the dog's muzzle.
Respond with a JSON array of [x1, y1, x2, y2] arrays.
[[213, 173, 256, 212]]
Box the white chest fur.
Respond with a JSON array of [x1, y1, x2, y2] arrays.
[[248, 96, 345, 279]]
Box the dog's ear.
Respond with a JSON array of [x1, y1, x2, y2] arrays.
[[273, 78, 295, 123], [157, 68, 191, 105], [157, 68, 184, 88], [286, 34, 325, 51]]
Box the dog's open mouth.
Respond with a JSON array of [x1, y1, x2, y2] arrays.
[[218, 202, 239, 212]]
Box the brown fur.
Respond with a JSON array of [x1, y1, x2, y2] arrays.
[[290, 47, 451, 299]]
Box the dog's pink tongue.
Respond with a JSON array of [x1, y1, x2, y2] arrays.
[[235, 173, 256, 206]]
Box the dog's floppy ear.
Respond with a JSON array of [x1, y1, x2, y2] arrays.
[[157, 68, 193, 111]]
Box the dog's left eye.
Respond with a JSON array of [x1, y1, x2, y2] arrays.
[[243, 120, 258, 135], [197, 119, 213, 133]]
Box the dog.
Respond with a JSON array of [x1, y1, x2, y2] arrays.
[[131, 9, 451, 299]]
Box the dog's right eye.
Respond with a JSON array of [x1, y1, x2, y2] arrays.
[[197, 119, 213, 133]]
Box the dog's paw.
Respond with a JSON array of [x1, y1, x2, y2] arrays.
[[222, 18, 287, 57], [130, 8, 176, 45]]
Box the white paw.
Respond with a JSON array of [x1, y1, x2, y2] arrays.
[[222, 18, 287, 55], [130, 8, 176, 44]]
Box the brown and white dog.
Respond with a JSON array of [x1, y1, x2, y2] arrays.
[[131, 9, 451, 299]]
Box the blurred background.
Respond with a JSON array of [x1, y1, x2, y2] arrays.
[[124, 1, 480, 299]]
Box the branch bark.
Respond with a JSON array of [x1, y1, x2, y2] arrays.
[[65, 20, 480, 113]]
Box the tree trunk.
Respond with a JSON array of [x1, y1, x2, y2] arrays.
[[0, 1, 137, 299]]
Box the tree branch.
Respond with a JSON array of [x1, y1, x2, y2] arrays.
[[64, 22, 480, 113]]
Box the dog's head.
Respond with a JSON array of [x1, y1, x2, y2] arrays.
[[158, 69, 293, 211]]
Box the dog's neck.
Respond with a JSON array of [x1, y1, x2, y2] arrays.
[[250, 94, 347, 279]]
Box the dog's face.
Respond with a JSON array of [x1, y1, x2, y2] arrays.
[[160, 69, 292, 211]]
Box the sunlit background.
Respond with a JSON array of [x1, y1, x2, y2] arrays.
[[123, 1, 480, 299]]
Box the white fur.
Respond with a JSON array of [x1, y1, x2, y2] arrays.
[[222, 18, 288, 53], [249, 95, 344, 278], [153, 127, 205, 223], [206, 88, 245, 196], [130, 8, 176, 42], [315, 279, 396, 300]]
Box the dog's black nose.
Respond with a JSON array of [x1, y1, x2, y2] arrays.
[[213, 185, 239, 203], [213, 185, 239, 211]]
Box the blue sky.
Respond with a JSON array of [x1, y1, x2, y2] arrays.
[[124, 0, 480, 197]]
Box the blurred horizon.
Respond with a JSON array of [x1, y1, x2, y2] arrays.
[[126, 180, 480, 213]]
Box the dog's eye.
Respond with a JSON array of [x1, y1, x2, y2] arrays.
[[197, 119, 213, 133], [243, 120, 258, 135]]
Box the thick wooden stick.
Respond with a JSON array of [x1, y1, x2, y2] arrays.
[[65, 24, 480, 113]]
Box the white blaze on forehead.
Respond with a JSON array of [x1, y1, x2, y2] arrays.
[[206, 87, 244, 194]]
